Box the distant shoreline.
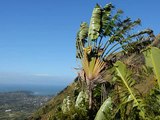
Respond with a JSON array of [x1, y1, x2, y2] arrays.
[[0, 90, 52, 119], [0, 84, 66, 96]]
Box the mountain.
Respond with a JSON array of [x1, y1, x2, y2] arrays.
[[28, 50, 160, 120], [28, 80, 79, 120]]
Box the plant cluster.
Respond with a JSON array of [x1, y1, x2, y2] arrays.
[[75, 3, 154, 111], [47, 3, 160, 120]]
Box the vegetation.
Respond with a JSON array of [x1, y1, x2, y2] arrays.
[[75, 3, 154, 111], [29, 3, 160, 120]]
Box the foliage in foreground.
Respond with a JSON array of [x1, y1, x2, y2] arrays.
[[75, 2, 154, 111], [29, 3, 160, 120], [46, 47, 160, 120]]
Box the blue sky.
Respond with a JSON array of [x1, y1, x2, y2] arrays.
[[0, 0, 159, 85]]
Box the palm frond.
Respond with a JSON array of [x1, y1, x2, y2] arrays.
[[82, 49, 105, 81]]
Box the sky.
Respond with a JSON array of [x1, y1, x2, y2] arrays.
[[0, 0, 159, 85]]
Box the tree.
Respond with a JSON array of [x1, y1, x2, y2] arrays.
[[75, 3, 154, 110]]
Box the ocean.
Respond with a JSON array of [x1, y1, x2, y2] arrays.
[[0, 84, 66, 96]]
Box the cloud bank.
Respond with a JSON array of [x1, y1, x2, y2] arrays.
[[0, 72, 74, 86]]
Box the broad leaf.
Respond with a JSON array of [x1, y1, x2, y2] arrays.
[[75, 91, 88, 110], [88, 4, 101, 40], [76, 22, 88, 58], [143, 47, 160, 88], [114, 61, 146, 119], [94, 97, 112, 120]]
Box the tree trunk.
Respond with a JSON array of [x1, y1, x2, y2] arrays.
[[86, 79, 93, 110]]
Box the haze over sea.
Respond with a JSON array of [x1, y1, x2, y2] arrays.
[[0, 71, 73, 95], [0, 84, 66, 96], [1, 1, 159, 97]]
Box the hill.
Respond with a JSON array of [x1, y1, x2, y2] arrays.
[[29, 3, 160, 120], [28, 51, 159, 120], [28, 81, 80, 120]]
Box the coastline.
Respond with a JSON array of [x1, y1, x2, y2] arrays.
[[0, 84, 65, 96]]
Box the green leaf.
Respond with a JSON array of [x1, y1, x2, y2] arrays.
[[114, 61, 146, 119], [114, 61, 137, 103], [76, 22, 88, 59], [75, 91, 88, 110], [94, 97, 112, 120], [79, 23, 88, 40], [143, 47, 160, 88], [88, 4, 101, 40]]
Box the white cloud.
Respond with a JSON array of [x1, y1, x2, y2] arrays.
[[33, 73, 51, 77]]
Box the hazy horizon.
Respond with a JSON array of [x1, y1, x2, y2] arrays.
[[0, 0, 160, 85], [0, 71, 73, 86]]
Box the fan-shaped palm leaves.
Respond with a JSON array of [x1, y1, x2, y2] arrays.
[[75, 3, 154, 110], [82, 49, 105, 81]]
